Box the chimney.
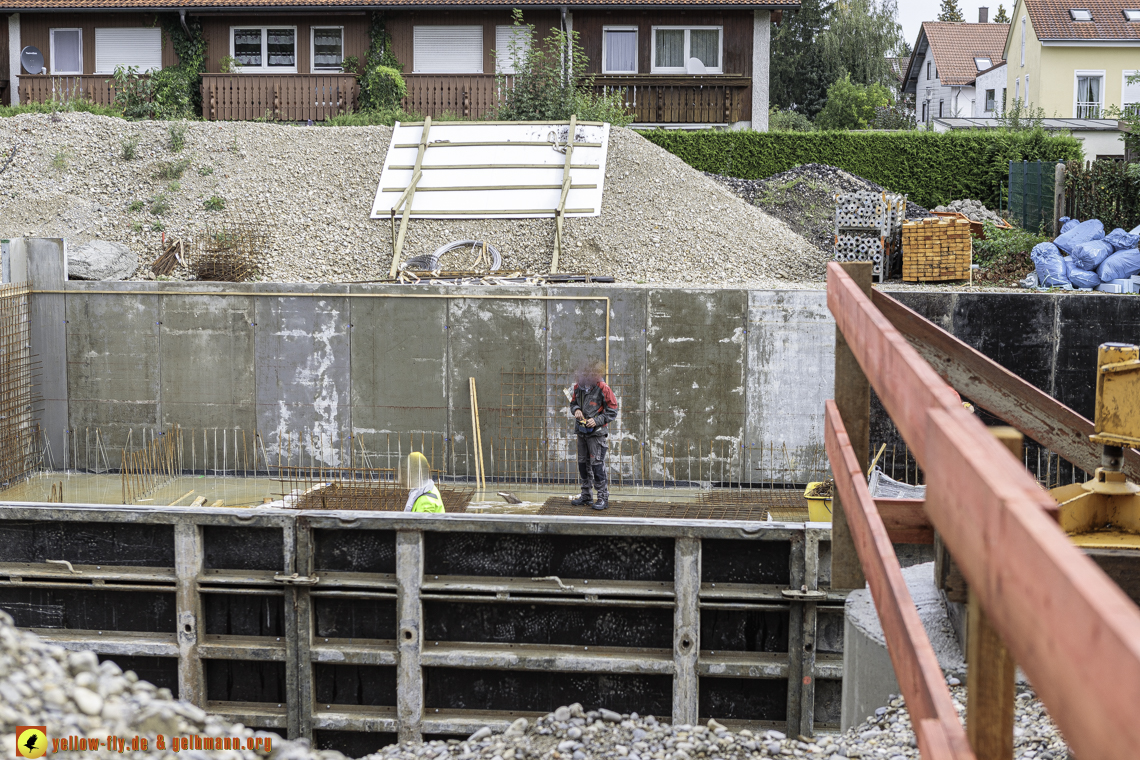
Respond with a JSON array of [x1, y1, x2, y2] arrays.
[[979, 6, 989, 23]]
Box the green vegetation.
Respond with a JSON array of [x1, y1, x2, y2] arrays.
[[128, 200, 145, 212], [150, 221, 165, 232], [203, 195, 226, 211], [154, 14, 207, 119], [121, 135, 139, 160], [638, 129, 1083, 209], [155, 158, 192, 180], [50, 150, 68, 172], [0, 100, 122, 118], [814, 75, 893, 130], [198, 165, 214, 176], [131, 221, 143, 232], [496, 10, 633, 126], [340, 56, 361, 76], [168, 122, 188, 152], [972, 222, 1051, 286], [110, 66, 154, 119], [319, 108, 421, 127], [993, 4, 1010, 23], [218, 55, 242, 74], [359, 65, 407, 112], [769, 109, 815, 132], [149, 193, 171, 216], [937, 0, 965, 22]]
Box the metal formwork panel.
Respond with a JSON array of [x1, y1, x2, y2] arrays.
[[0, 503, 843, 752]]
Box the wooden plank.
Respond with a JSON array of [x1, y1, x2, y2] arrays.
[[871, 289, 1140, 483], [831, 261, 874, 589], [876, 498, 934, 544], [824, 400, 975, 760], [396, 530, 424, 743], [924, 405, 1140, 760], [672, 537, 699, 725], [174, 522, 205, 707]]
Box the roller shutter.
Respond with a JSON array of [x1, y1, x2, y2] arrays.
[[95, 28, 162, 74], [413, 26, 482, 73]]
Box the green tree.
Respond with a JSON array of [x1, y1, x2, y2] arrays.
[[993, 4, 1010, 23], [770, 0, 836, 118], [817, 0, 904, 89], [937, 0, 965, 22], [815, 74, 893, 129]]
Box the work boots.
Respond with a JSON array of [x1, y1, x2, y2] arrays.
[[571, 492, 593, 507], [593, 492, 609, 511]]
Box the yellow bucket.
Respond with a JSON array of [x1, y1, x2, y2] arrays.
[[804, 482, 833, 523]]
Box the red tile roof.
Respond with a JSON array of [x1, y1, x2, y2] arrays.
[[1025, 0, 1140, 40], [908, 21, 1010, 86], [2, 0, 798, 7]]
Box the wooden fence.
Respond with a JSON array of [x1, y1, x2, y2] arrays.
[[827, 261, 1140, 760], [201, 74, 358, 122], [593, 75, 750, 124], [18, 75, 120, 106], [402, 74, 511, 120]]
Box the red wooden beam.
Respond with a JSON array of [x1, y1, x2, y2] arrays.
[[825, 400, 974, 760], [872, 289, 1140, 483], [877, 498, 934, 545], [925, 406, 1140, 760]]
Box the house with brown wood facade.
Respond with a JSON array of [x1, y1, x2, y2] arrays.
[[2, 0, 797, 128]]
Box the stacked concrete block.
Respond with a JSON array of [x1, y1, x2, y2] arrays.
[[901, 217, 973, 282]]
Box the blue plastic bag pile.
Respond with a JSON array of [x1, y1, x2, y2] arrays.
[[1031, 218, 1140, 291]]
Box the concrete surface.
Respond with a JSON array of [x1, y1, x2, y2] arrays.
[[840, 562, 965, 731]]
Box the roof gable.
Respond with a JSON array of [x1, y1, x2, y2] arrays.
[[1024, 0, 1140, 40], [919, 21, 1010, 85]]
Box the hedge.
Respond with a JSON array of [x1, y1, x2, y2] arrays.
[[637, 129, 1083, 210]]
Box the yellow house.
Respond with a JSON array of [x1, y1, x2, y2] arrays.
[[1006, 0, 1140, 127]]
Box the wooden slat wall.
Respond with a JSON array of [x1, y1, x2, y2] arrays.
[[402, 74, 512, 118], [201, 73, 357, 121], [387, 10, 558, 74], [592, 76, 749, 124], [574, 10, 753, 120], [19, 74, 119, 105], [198, 15, 368, 74], [18, 13, 178, 74]]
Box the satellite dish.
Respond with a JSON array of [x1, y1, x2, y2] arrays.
[[685, 57, 707, 75], [20, 47, 45, 75]]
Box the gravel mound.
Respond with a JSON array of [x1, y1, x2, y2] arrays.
[[933, 199, 1005, 225], [706, 164, 929, 254], [0, 113, 824, 285]]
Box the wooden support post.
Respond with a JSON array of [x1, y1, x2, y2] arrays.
[[1053, 162, 1066, 237], [389, 116, 431, 278], [551, 115, 576, 274], [293, 517, 315, 741], [672, 537, 700, 726], [832, 261, 873, 589], [799, 529, 821, 738], [174, 522, 205, 707], [396, 530, 425, 743], [966, 428, 1020, 760]]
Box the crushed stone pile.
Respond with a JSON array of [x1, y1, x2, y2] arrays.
[[707, 164, 929, 253], [933, 199, 1005, 225], [0, 113, 825, 286]]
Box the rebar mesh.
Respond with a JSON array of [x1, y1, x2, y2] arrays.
[[191, 213, 268, 282], [289, 482, 473, 512], [539, 488, 809, 521], [0, 283, 44, 487]]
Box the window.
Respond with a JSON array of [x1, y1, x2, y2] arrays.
[[974, 57, 992, 70], [939, 99, 944, 118], [985, 88, 996, 111], [1125, 9, 1140, 21], [495, 25, 531, 74], [95, 28, 161, 74], [1075, 71, 1104, 118], [921, 102, 928, 123], [413, 26, 482, 73], [1002, 88, 1007, 110], [1015, 76, 1020, 101], [231, 27, 297, 73], [311, 27, 344, 71], [1021, 17, 1026, 66], [1124, 70, 1140, 117], [651, 27, 722, 74], [602, 27, 637, 74], [1070, 9, 1093, 21], [50, 28, 82, 74], [926, 61, 931, 80]]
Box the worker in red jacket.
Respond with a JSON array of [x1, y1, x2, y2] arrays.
[[569, 361, 619, 510]]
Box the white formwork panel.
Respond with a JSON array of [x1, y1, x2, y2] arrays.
[[370, 121, 611, 220]]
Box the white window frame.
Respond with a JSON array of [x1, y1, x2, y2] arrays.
[[985, 88, 996, 112], [1014, 76, 1020, 102], [1126, 9, 1140, 21], [1074, 69, 1105, 118], [310, 26, 344, 72], [602, 26, 638, 74], [1124, 69, 1140, 116], [1021, 17, 1026, 66], [650, 26, 723, 75], [49, 28, 83, 75], [974, 57, 991, 71], [229, 26, 299, 74]]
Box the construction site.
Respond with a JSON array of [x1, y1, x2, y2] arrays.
[[0, 116, 1138, 760]]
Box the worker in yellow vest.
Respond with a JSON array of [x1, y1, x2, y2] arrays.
[[403, 451, 445, 513]]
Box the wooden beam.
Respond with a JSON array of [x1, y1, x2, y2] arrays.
[[824, 400, 975, 760], [831, 261, 873, 589], [551, 114, 576, 275], [389, 116, 432, 278], [876, 498, 934, 544], [871, 288, 1140, 483]]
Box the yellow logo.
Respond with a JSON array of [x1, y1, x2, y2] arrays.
[[16, 727, 46, 759]]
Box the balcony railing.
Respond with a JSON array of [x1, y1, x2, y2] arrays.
[[202, 74, 358, 121], [18, 75, 124, 107], [1076, 101, 1102, 119], [592, 75, 750, 124]]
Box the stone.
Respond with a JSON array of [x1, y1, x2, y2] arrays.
[[504, 718, 528, 738], [554, 706, 571, 722], [71, 686, 103, 716], [67, 240, 138, 280], [599, 708, 623, 723]]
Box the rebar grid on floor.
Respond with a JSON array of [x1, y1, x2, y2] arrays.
[[0, 283, 44, 488], [539, 488, 810, 521], [288, 482, 473, 512]]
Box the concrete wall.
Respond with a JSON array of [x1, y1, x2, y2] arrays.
[[27, 259, 1140, 478]]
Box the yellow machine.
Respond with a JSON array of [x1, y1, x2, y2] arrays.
[[1051, 344, 1140, 549]]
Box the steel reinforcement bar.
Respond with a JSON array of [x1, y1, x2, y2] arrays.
[[827, 262, 1140, 760], [0, 503, 843, 746]]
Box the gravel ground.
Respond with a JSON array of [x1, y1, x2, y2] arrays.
[[0, 605, 1071, 760], [0, 113, 825, 286], [706, 164, 930, 253]]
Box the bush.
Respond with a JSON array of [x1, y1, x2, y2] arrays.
[[637, 128, 1082, 209], [204, 195, 226, 211], [150, 68, 196, 120], [155, 158, 192, 180], [769, 109, 814, 132], [0, 100, 122, 118], [359, 65, 407, 111], [814, 74, 892, 130], [972, 221, 1051, 285], [870, 104, 916, 130], [318, 107, 420, 127], [111, 66, 153, 119]]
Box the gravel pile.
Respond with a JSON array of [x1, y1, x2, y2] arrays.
[[0, 113, 825, 286], [706, 164, 929, 253], [932, 199, 1005, 225]]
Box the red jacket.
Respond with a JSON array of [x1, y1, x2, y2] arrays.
[[570, 381, 618, 436]]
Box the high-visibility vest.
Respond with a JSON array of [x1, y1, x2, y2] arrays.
[[412, 485, 445, 513]]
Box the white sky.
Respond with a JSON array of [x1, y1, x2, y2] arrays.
[[898, 1, 1006, 49]]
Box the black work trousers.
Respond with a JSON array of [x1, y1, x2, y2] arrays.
[[576, 433, 608, 497]]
